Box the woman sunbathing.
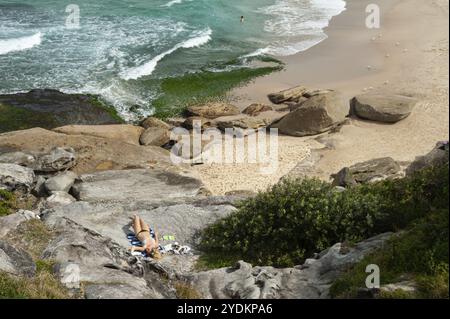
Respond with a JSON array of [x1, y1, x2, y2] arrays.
[[130, 214, 161, 259]]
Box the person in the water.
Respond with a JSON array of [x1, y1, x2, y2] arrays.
[[240, 16, 244, 23]]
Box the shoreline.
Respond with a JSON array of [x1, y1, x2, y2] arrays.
[[197, 0, 449, 194]]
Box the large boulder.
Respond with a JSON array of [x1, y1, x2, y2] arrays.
[[183, 117, 213, 130], [0, 241, 36, 277], [45, 191, 77, 208], [0, 163, 35, 192], [0, 128, 175, 175], [213, 115, 267, 131], [186, 233, 392, 299], [272, 91, 349, 136], [268, 85, 308, 104], [71, 169, 206, 203], [332, 157, 402, 187], [139, 127, 171, 146], [44, 171, 78, 193], [140, 117, 171, 130], [187, 103, 240, 119], [0, 89, 123, 133], [351, 94, 418, 123], [33, 147, 76, 172], [406, 141, 449, 176], [0, 152, 36, 167], [53, 125, 144, 146]]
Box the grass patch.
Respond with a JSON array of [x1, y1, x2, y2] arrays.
[[0, 269, 70, 299], [174, 282, 202, 299], [5, 219, 55, 260], [151, 66, 282, 119], [0, 190, 36, 217], [199, 161, 449, 268], [0, 103, 58, 133]]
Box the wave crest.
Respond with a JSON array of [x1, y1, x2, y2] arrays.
[[0, 32, 42, 55], [121, 28, 212, 81]]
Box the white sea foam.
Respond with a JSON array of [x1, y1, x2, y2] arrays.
[[121, 28, 212, 80], [257, 0, 346, 56], [0, 32, 42, 55], [163, 0, 183, 7]]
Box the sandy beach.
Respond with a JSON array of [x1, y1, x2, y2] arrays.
[[195, 0, 449, 195]]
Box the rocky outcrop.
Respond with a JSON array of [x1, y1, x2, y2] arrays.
[[183, 117, 213, 130], [406, 141, 449, 176], [0, 128, 174, 174], [213, 115, 267, 130], [187, 103, 240, 119], [272, 91, 349, 136], [53, 125, 144, 146], [0, 163, 35, 192], [45, 192, 77, 208], [33, 147, 76, 172], [0, 210, 39, 239], [0, 152, 35, 167], [44, 171, 78, 193], [268, 85, 308, 104], [332, 157, 402, 187], [140, 117, 171, 130], [71, 169, 206, 203], [242, 104, 273, 116], [186, 233, 392, 299], [0, 89, 123, 133], [139, 127, 171, 146], [0, 241, 36, 277], [351, 94, 418, 123]]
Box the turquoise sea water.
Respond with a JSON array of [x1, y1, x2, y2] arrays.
[[0, 0, 346, 120]]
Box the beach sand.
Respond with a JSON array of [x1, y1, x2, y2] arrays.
[[195, 0, 449, 195]]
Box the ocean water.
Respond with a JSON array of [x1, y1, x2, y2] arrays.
[[0, 0, 346, 120]]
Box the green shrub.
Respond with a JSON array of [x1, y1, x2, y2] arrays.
[[199, 162, 449, 268], [330, 208, 449, 299]]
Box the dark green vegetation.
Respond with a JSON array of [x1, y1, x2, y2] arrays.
[[0, 190, 36, 217], [0, 103, 58, 133], [0, 90, 124, 133], [151, 65, 282, 119], [199, 161, 449, 275], [330, 207, 449, 299]]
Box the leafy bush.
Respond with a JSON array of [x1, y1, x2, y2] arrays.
[[199, 162, 449, 268], [330, 208, 449, 299], [0, 189, 16, 216]]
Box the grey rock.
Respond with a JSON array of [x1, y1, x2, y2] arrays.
[[186, 233, 392, 299], [0, 241, 36, 277], [43, 199, 236, 249], [139, 127, 171, 146], [187, 103, 240, 119], [268, 85, 308, 104], [0, 151, 36, 167], [71, 169, 205, 203], [141, 117, 172, 130], [183, 117, 213, 130], [0, 163, 35, 192], [406, 141, 449, 176], [242, 104, 273, 116], [45, 191, 77, 208], [351, 94, 418, 123], [44, 171, 78, 193], [272, 91, 349, 137], [0, 210, 39, 238], [33, 147, 76, 172], [332, 157, 403, 187]]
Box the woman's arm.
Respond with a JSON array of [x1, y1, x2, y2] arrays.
[[130, 246, 145, 252]]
